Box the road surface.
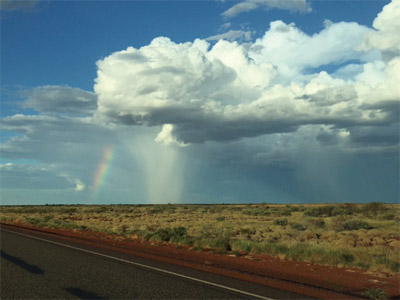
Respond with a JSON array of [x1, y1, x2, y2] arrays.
[[1, 225, 311, 299]]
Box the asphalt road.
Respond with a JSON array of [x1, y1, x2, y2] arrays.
[[1, 226, 311, 299]]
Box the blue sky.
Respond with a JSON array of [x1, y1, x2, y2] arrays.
[[1, 0, 399, 205]]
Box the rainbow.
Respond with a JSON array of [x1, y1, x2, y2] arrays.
[[92, 146, 114, 198]]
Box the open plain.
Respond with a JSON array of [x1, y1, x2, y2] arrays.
[[1, 203, 399, 299]]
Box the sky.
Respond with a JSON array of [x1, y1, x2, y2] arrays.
[[0, 0, 399, 205]]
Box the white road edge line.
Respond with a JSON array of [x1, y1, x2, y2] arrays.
[[2, 228, 274, 300]]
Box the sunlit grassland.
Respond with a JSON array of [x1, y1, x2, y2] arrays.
[[1, 203, 399, 274]]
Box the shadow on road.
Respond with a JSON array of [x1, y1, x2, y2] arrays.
[[0, 250, 44, 275], [65, 287, 109, 299]]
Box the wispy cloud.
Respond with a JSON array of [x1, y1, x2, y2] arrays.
[[221, 0, 311, 19], [0, 0, 39, 12], [206, 29, 252, 42], [21, 86, 97, 116]]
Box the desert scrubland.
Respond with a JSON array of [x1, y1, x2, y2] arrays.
[[1, 203, 399, 275]]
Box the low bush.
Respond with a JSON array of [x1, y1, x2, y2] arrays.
[[243, 208, 270, 216], [304, 206, 335, 217], [279, 209, 292, 216], [239, 227, 255, 235], [153, 229, 172, 241], [379, 212, 397, 221], [304, 205, 352, 217], [56, 207, 78, 214], [273, 218, 288, 226], [341, 253, 355, 264], [332, 217, 373, 231], [24, 216, 42, 226], [83, 206, 108, 214], [362, 202, 387, 217], [308, 218, 325, 228], [148, 226, 188, 243], [290, 223, 307, 231]]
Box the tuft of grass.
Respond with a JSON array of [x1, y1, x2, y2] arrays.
[[362, 289, 389, 300], [231, 239, 253, 253]]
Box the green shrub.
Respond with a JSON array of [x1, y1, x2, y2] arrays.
[[331, 206, 352, 216], [279, 209, 292, 216], [214, 238, 232, 251], [308, 218, 325, 228], [379, 212, 397, 221], [243, 208, 270, 216], [332, 216, 373, 231], [362, 289, 389, 300], [216, 216, 226, 221], [152, 229, 173, 241], [304, 205, 352, 217], [340, 203, 360, 214], [362, 202, 387, 217], [341, 253, 355, 264], [149, 207, 166, 214], [390, 262, 400, 273], [43, 215, 54, 222], [83, 206, 108, 213], [239, 228, 255, 235], [148, 226, 188, 243], [24, 216, 41, 226], [172, 226, 187, 238], [284, 205, 300, 212], [304, 206, 335, 217], [273, 218, 288, 226], [290, 223, 307, 231], [356, 261, 371, 270], [57, 207, 78, 214]]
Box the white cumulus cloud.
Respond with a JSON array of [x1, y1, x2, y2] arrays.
[[94, 14, 398, 147], [249, 20, 380, 80], [361, 0, 400, 60]]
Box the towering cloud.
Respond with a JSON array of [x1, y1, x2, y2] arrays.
[[94, 10, 398, 148]]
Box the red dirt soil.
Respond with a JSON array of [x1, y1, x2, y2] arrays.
[[2, 222, 399, 299]]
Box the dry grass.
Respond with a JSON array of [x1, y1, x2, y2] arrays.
[[1, 203, 399, 273]]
